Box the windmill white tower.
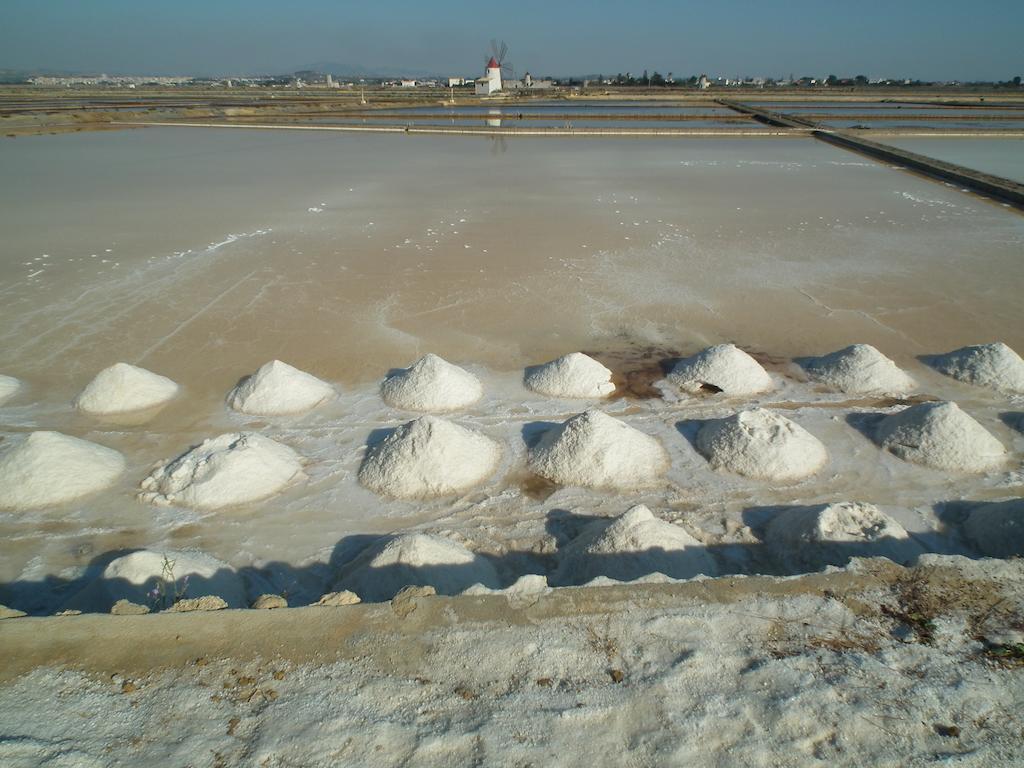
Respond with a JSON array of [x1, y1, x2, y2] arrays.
[[475, 40, 513, 96]]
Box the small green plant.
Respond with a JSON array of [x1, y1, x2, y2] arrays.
[[147, 554, 191, 610]]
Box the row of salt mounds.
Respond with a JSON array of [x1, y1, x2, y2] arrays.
[[227, 359, 335, 416], [139, 433, 305, 510], [765, 502, 925, 572], [524, 353, 615, 399], [927, 342, 1024, 393], [74, 363, 179, 417], [527, 410, 668, 490], [963, 499, 1023, 558], [875, 401, 1006, 473], [553, 504, 717, 585], [0, 432, 125, 510], [336, 533, 499, 601], [380, 354, 482, 412], [696, 408, 827, 481], [65, 549, 246, 612], [0, 374, 20, 406], [358, 416, 500, 499], [668, 344, 773, 396], [799, 344, 916, 395]]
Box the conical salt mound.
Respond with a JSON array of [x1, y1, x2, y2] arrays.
[[74, 362, 179, 416], [524, 353, 615, 399], [227, 359, 335, 416], [0, 374, 20, 406], [800, 344, 916, 395], [358, 415, 500, 499], [964, 499, 1023, 558], [668, 344, 773, 396], [380, 353, 482, 412], [0, 431, 125, 510], [927, 342, 1024, 393], [139, 433, 305, 509], [765, 502, 925, 571], [696, 408, 827, 481], [337, 533, 500, 601], [527, 410, 668, 490], [554, 504, 717, 585], [875, 401, 1006, 473]]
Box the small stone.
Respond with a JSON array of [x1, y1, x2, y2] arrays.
[[315, 590, 362, 607], [168, 595, 228, 612], [609, 669, 625, 683], [0, 605, 27, 619], [391, 585, 436, 618], [110, 599, 150, 616], [252, 594, 288, 610], [56, 609, 82, 616], [536, 677, 554, 687], [121, 681, 137, 694]]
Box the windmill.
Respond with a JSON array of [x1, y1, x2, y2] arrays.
[[486, 39, 514, 83], [476, 39, 513, 95]]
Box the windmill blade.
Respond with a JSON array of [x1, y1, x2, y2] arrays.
[[498, 40, 508, 63], [491, 39, 500, 58], [501, 61, 514, 78]]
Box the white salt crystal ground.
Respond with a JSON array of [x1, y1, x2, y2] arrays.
[[527, 410, 668, 490], [0, 374, 20, 406], [337, 532, 500, 601], [764, 502, 925, 571], [523, 352, 615, 399], [799, 344, 916, 394], [226, 359, 335, 416], [668, 343, 773, 396], [357, 415, 501, 499], [73, 362, 179, 416], [875, 401, 1007, 473], [138, 433, 305, 510], [696, 408, 828, 481], [927, 342, 1024, 393], [380, 353, 482, 411], [0, 431, 125, 510], [553, 504, 717, 585], [963, 498, 1023, 558]]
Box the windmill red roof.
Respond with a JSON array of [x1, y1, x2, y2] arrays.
[[487, 57, 499, 69]]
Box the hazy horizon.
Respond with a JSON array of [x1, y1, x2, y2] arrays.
[[1, 0, 1022, 81]]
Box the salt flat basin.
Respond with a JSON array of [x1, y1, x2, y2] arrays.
[[0, 127, 1022, 612], [880, 138, 1024, 184]]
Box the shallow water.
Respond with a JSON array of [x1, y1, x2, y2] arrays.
[[1, 127, 1022, 610], [881, 138, 1024, 183]]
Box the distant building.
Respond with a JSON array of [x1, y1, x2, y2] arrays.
[[475, 57, 502, 95], [448, 77, 467, 87], [400, 79, 417, 87], [697, 74, 710, 90]]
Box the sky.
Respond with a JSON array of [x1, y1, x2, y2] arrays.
[[1, 0, 1021, 80]]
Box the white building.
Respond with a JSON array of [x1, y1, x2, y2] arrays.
[[400, 79, 417, 87], [697, 74, 711, 90], [447, 77, 466, 87], [474, 56, 502, 95]]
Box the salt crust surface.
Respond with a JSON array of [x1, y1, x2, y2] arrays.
[[73, 362, 179, 416], [523, 353, 615, 399], [380, 353, 482, 412], [75, 549, 246, 611], [226, 359, 335, 416], [765, 502, 925, 571], [964, 499, 1023, 558], [0, 374, 20, 405], [668, 343, 773, 396], [139, 433, 305, 510], [337, 532, 500, 601], [696, 408, 828, 481], [800, 344, 916, 394], [357, 415, 501, 499], [527, 410, 668, 490], [875, 401, 1006, 473], [554, 504, 718, 585], [0, 431, 125, 510], [929, 342, 1024, 393]]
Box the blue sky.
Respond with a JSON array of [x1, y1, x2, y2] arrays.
[[1, 0, 1021, 79]]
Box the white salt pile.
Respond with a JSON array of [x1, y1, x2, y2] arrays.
[[73, 362, 179, 416], [696, 408, 828, 481], [227, 359, 335, 416], [358, 415, 500, 498], [800, 344, 916, 395], [0, 431, 125, 510], [875, 401, 1006, 473], [963, 499, 1022, 558], [380, 353, 482, 412], [67, 549, 246, 612], [668, 344, 773, 396], [139, 433, 305, 509], [0, 374, 20, 406], [337, 532, 500, 601], [524, 353, 615, 399], [553, 504, 717, 585], [528, 410, 668, 490], [928, 342, 1024, 393], [765, 502, 925, 571]]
